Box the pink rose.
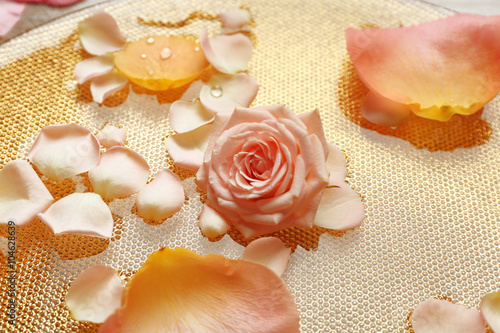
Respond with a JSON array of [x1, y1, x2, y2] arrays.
[[196, 105, 364, 239]]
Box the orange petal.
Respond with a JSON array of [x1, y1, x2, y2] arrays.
[[78, 11, 126, 56], [480, 291, 500, 332], [242, 237, 291, 276], [346, 14, 500, 121], [100, 248, 300, 333]]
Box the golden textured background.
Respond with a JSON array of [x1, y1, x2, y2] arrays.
[[0, 0, 499, 331]]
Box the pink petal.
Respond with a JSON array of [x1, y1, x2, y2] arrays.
[[480, 291, 500, 332], [38, 193, 113, 238], [28, 124, 101, 181], [198, 203, 230, 239], [0, 160, 53, 226], [200, 29, 253, 74], [0, 0, 25, 37], [89, 146, 150, 200], [412, 299, 485, 333], [199, 73, 259, 114], [242, 237, 291, 277], [326, 143, 347, 186], [74, 55, 115, 85], [169, 100, 214, 134], [90, 69, 128, 104], [17, 0, 84, 6], [362, 91, 411, 127], [219, 9, 251, 30], [66, 265, 123, 323], [96, 124, 127, 149], [165, 123, 213, 172], [135, 169, 184, 221], [314, 183, 364, 230], [78, 11, 126, 56]]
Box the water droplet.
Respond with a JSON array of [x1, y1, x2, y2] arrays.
[[210, 86, 223, 98], [141, 53, 147, 59], [148, 68, 154, 75], [147, 37, 155, 44], [160, 47, 172, 60], [195, 46, 200, 52]]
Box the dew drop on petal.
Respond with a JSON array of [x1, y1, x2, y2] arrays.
[[148, 68, 155, 75], [147, 37, 155, 44], [141, 53, 147, 59], [210, 85, 223, 98], [160, 47, 172, 60], [195, 46, 200, 51]]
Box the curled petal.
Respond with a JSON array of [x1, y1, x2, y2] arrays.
[[480, 291, 500, 332], [169, 100, 214, 134], [66, 265, 123, 323], [326, 143, 347, 186], [28, 123, 101, 181], [90, 69, 128, 104], [74, 54, 115, 85], [100, 248, 300, 333], [242, 237, 291, 277], [412, 299, 485, 333], [0, 160, 53, 226], [219, 9, 251, 30], [200, 29, 253, 74], [96, 124, 127, 149], [89, 146, 150, 200], [0, 1, 25, 37], [198, 204, 230, 239], [38, 193, 113, 238], [199, 73, 259, 114], [135, 169, 184, 220], [78, 11, 126, 56]]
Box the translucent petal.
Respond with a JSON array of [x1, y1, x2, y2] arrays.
[[90, 69, 128, 104], [78, 11, 126, 56], [326, 143, 347, 186], [169, 100, 214, 134], [242, 237, 291, 276], [0, 1, 25, 37], [96, 124, 127, 149], [198, 204, 230, 239], [74, 54, 115, 84], [480, 291, 500, 332], [219, 9, 251, 30]]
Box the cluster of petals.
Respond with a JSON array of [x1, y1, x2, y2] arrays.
[[345, 14, 500, 126]]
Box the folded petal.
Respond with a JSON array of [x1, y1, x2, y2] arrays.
[[314, 183, 364, 230], [135, 169, 184, 220], [199, 73, 259, 114], [200, 29, 253, 74], [198, 203, 230, 239], [326, 143, 347, 186], [100, 248, 300, 333], [242, 237, 291, 277], [0, 160, 53, 226], [89, 146, 150, 200], [165, 123, 213, 172], [66, 265, 123, 323], [169, 100, 214, 134], [78, 11, 126, 56], [96, 124, 127, 149], [90, 69, 128, 104], [219, 9, 251, 30], [38, 193, 113, 238], [28, 123, 101, 181], [0, 0, 25, 37], [74, 54, 115, 85], [480, 291, 500, 332], [411, 299, 485, 333]]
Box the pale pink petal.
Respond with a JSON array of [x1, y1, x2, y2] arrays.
[[200, 29, 253, 74], [18, 0, 84, 6], [362, 91, 411, 127], [326, 143, 347, 186], [96, 124, 127, 149], [74, 55, 115, 85], [78, 11, 126, 56], [90, 69, 128, 104], [242, 237, 291, 277], [89, 146, 149, 200], [198, 203, 230, 239], [0, 0, 25, 37], [38, 193, 113, 238], [412, 299, 485, 333], [0, 160, 53, 226], [165, 123, 213, 172], [135, 169, 184, 220], [480, 291, 500, 332], [28, 124, 101, 181], [199, 73, 259, 114], [219, 9, 251, 30], [314, 183, 364, 230], [169, 100, 214, 134], [66, 265, 123, 323]]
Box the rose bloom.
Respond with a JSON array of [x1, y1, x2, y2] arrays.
[[196, 105, 360, 239]]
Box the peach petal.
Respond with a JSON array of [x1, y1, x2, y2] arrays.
[[99, 248, 300, 333], [96, 124, 127, 149], [412, 299, 485, 333], [89, 146, 150, 200], [198, 203, 230, 239], [200, 29, 253, 74], [362, 91, 411, 127], [242, 237, 291, 277], [135, 169, 184, 220], [219, 9, 251, 30], [74, 54, 115, 85], [66, 265, 123, 323], [0, 160, 53, 226], [199, 73, 259, 114], [0, 0, 25, 37], [169, 100, 214, 134], [38, 193, 113, 238], [78, 11, 126, 56], [346, 15, 500, 121], [314, 183, 364, 230], [480, 291, 500, 332], [165, 123, 213, 172], [326, 143, 347, 186], [90, 69, 128, 104], [28, 123, 100, 181]]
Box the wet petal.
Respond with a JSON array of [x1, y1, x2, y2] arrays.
[[314, 183, 364, 230], [0, 160, 53, 226], [169, 100, 214, 133], [66, 265, 123, 323], [78, 11, 126, 56], [480, 291, 500, 332], [38, 193, 113, 238], [200, 29, 253, 74], [199, 73, 259, 114], [28, 123, 100, 181], [74, 54, 115, 85], [198, 203, 230, 239], [412, 299, 485, 333], [90, 69, 128, 104], [326, 143, 347, 186], [219, 9, 251, 32], [96, 124, 127, 149], [0, 1, 25, 37], [242, 237, 291, 277], [136, 169, 184, 220], [100, 248, 300, 333], [89, 146, 149, 200], [346, 15, 500, 121], [165, 123, 213, 172]]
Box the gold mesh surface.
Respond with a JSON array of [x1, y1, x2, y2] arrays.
[[0, 0, 500, 331]]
